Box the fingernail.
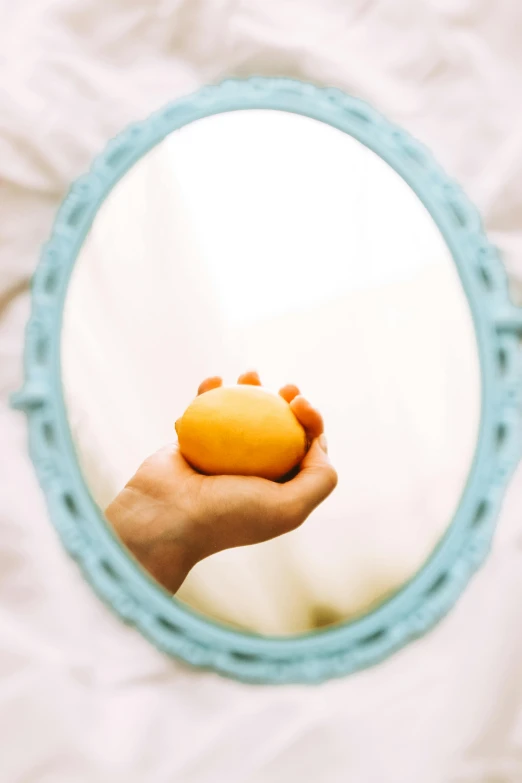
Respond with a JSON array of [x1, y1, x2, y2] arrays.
[[318, 434, 328, 453]]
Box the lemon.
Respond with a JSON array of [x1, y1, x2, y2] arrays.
[[175, 385, 307, 480]]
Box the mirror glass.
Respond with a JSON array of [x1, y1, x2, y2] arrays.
[[61, 110, 480, 636]]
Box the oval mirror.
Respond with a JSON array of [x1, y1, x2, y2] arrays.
[[13, 79, 522, 683]]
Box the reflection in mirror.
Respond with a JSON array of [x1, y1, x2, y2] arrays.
[[61, 110, 480, 636]]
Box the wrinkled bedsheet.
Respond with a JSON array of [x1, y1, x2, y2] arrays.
[[1, 1, 522, 781]]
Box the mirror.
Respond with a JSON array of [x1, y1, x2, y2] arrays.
[[60, 109, 481, 637]]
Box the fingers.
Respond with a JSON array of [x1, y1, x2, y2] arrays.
[[237, 371, 262, 386], [279, 438, 338, 524], [197, 377, 222, 396], [199, 371, 261, 394], [289, 395, 324, 440], [279, 384, 300, 403], [197, 375, 324, 444]]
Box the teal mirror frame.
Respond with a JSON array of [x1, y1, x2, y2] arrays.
[[12, 78, 522, 685]]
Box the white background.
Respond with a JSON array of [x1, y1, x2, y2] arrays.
[[2, 1, 522, 781]]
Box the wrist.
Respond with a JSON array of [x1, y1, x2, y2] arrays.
[[105, 488, 200, 594]]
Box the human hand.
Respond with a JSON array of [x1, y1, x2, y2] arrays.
[[105, 371, 337, 593]]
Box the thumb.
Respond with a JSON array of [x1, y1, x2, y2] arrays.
[[281, 436, 338, 520]]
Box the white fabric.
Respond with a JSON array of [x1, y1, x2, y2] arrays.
[[1, 1, 522, 781]]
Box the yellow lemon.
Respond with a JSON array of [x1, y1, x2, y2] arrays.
[[175, 385, 307, 480]]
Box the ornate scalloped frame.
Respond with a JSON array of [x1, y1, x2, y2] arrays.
[[12, 78, 522, 684]]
